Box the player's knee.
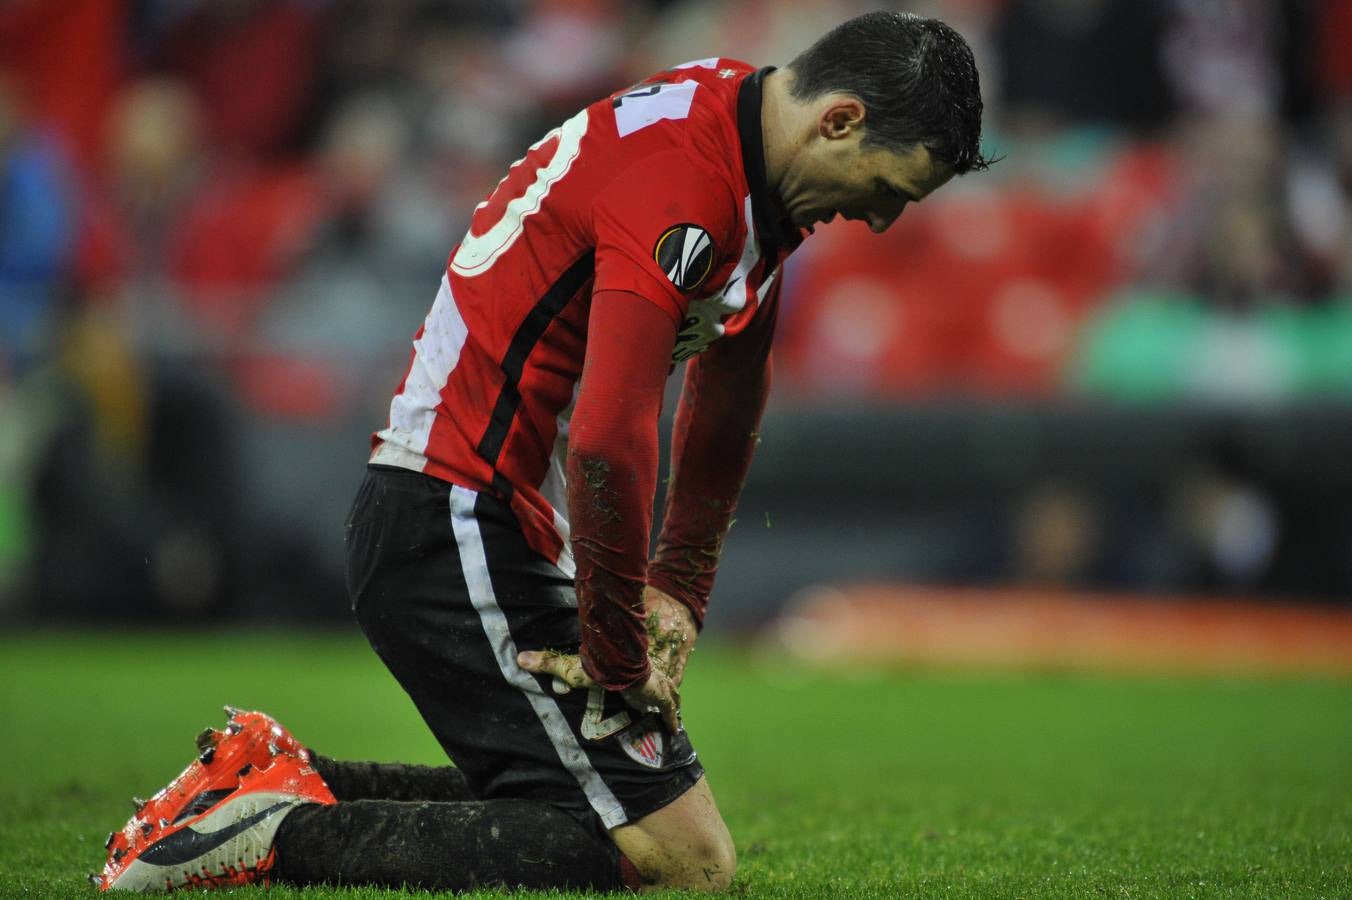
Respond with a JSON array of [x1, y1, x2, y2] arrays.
[[614, 776, 736, 891], [634, 823, 736, 892], [686, 827, 736, 892]]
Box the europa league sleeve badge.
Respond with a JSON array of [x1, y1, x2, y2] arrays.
[[654, 224, 715, 293]]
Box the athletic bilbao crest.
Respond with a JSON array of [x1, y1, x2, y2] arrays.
[[654, 224, 714, 292], [619, 723, 665, 768]]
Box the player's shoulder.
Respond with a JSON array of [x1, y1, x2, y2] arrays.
[[593, 58, 755, 178], [645, 57, 758, 90], [626, 57, 756, 127]]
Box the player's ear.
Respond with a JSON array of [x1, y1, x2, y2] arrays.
[[818, 96, 865, 141]]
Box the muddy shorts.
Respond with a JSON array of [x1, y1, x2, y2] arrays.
[[344, 465, 703, 831]]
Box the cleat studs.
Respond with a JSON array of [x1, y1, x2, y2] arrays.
[[88, 873, 102, 888], [159, 818, 169, 829], [104, 831, 116, 849], [223, 704, 241, 719], [198, 746, 216, 765], [132, 796, 146, 812], [267, 740, 279, 757], [194, 727, 217, 753], [141, 822, 153, 838], [237, 763, 253, 778], [113, 848, 126, 863]]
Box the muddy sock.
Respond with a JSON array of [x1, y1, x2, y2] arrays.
[[308, 753, 475, 802], [272, 798, 640, 892]]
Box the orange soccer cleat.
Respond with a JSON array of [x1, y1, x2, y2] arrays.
[[93, 707, 335, 892]]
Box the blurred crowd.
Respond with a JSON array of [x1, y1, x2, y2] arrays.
[[3, 0, 1351, 618]]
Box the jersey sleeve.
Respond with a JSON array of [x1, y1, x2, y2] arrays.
[[591, 147, 740, 326], [569, 289, 676, 690], [647, 276, 778, 627]]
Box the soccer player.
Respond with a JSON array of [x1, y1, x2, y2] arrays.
[[95, 11, 989, 893]]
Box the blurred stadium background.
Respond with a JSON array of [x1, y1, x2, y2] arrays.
[[2, 0, 1351, 669]]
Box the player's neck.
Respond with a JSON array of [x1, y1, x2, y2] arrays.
[[759, 68, 813, 224], [759, 68, 798, 212]]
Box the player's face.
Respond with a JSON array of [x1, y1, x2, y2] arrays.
[[786, 102, 954, 235]]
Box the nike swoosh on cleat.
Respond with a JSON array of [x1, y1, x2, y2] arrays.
[[138, 801, 292, 867], [173, 788, 235, 825]]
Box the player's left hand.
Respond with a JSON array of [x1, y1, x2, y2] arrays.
[[641, 586, 697, 687]]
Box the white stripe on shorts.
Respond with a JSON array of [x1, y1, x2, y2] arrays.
[[448, 485, 628, 829]]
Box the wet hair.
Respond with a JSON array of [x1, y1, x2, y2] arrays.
[[786, 11, 992, 174]]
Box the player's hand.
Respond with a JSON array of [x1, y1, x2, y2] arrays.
[[516, 650, 683, 734], [517, 648, 593, 693], [620, 665, 682, 734], [642, 586, 697, 687]]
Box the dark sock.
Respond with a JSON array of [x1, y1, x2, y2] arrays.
[[308, 753, 475, 802], [272, 798, 640, 892]]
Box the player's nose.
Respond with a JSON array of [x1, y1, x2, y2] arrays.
[[868, 203, 908, 233]]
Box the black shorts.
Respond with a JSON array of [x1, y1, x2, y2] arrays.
[[345, 465, 704, 831]]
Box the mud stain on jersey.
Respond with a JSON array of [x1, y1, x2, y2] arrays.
[[579, 457, 622, 525]]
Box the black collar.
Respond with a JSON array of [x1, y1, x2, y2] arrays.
[[737, 66, 802, 258]]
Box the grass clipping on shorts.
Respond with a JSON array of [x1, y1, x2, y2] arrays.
[[1, 631, 1349, 899]]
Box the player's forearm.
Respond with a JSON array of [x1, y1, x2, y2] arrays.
[[647, 350, 772, 628], [568, 290, 675, 692], [569, 442, 655, 692]]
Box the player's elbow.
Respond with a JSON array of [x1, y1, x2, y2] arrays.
[[566, 429, 657, 503], [566, 444, 637, 501]]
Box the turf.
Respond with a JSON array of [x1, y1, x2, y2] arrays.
[[1, 631, 1349, 899]]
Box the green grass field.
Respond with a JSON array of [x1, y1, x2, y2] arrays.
[[1, 631, 1349, 899]]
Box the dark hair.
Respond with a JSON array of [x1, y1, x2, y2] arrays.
[[787, 11, 992, 174]]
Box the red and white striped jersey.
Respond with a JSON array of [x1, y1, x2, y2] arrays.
[[370, 61, 800, 574]]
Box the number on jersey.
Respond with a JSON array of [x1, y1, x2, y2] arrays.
[[612, 81, 698, 138], [451, 109, 589, 278]]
